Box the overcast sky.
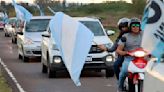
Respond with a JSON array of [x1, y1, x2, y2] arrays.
[[2, 0, 132, 3]]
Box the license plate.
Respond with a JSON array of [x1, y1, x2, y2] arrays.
[[86, 56, 92, 61]]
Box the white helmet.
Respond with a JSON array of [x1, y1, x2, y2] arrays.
[[117, 18, 130, 30]]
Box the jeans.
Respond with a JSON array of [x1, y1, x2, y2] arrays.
[[118, 56, 134, 90], [113, 56, 124, 80]]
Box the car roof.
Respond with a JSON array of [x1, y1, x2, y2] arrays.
[[74, 17, 99, 22], [9, 17, 16, 19], [31, 16, 53, 20]]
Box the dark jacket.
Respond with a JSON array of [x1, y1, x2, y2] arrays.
[[107, 31, 127, 52]]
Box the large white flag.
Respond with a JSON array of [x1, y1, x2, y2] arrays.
[[49, 12, 94, 86], [141, 0, 164, 61]]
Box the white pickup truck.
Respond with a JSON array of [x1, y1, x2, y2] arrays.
[[41, 17, 115, 78]]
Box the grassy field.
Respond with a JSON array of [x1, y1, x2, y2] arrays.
[[63, 1, 146, 41], [0, 71, 12, 92]]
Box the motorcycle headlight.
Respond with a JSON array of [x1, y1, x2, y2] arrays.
[[106, 55, 113, 62], [134, 51, 146, 57], [24, 38, 33, 45], [53, 57, 62, 63]]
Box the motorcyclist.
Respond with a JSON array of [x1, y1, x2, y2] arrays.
[[98, 18, 129, 80], [116, 18, 142, 92]]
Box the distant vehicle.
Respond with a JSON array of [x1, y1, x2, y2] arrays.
[[0, 21, 5, 30], [0, 13, 5, 30], [4, 17, 17, 37], [41, 17, 115, 78], [143, 54, 164, 92], [17, 16, 52, 62], [11, 19, 23, 43]]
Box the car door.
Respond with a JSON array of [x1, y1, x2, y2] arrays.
[[41, 27, 51, 65]]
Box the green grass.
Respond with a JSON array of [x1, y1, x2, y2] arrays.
[[0, 71, 12, 92]]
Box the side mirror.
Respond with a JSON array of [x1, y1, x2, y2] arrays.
[[106, 30, 115, 36], [42, 32, 50, 37], [17, 31, 23, 35]]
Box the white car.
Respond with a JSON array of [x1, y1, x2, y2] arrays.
[[17, 16, 52, 62], [41, 17, 115, 78], [4, 17, 16, 37]]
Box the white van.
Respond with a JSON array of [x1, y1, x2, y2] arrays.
[[17, 16, 52, 62], [41, 17, 115, 78]]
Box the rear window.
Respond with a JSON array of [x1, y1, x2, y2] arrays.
[[25, 19, 50, 32]]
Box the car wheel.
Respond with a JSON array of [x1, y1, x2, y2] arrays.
[[48, 67, 56, 78], [42, 64, 48, 73], [18, 54, 22, 59], [23, 55, 29, 62], [105, 68, 114, 78], [12, 38, 14, 43], [15, 38, 17, 43], [22, 48, 29, 62]]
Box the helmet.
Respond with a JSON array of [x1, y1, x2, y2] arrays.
[[117, 18, 129, 30], [129, 17, 141, 30]]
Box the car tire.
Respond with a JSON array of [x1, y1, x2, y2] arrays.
[[42, 64, 48, 73], [12, 38, 14, 43], [18, 54, 22, 59], [12, 38, 15, 43], [23, 56, 29, 62], [105, 68, 114, 78], [48, 68, 56, 78]]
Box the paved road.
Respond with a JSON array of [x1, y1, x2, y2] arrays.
[[0, 31, 117, 92]]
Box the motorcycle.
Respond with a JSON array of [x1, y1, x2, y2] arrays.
[[124, 48, 150, 92]]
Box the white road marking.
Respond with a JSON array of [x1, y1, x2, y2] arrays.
[[0, 58, 26, 92]]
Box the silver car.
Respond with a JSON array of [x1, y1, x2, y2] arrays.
[[4, 17, 16, 37], [17, 16, 52, 62]]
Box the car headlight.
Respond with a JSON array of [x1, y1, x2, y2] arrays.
[[106, 55, 113, 62], [53, 57, 62, 63], [24, 38, 33, 45]]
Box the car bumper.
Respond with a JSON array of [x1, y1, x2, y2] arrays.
[[23, 46, 41, 57], [49, 54, 114, 71]]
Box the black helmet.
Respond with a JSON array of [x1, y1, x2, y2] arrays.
[[129, 17, 141, 30], [117, 18, 129, 30]]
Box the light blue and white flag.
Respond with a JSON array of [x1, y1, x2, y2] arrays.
[[12, 0, 32, 22], [47, 6, 56, 14], [36, 4, 44, 16], [3, 12, 8, 24], [141, 0, 164, 61], [49, 12, 94, 86]]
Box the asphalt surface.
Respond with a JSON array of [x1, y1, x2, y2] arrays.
[[0, 31, 117, 92]]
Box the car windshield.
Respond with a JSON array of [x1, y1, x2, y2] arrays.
[[80, 21, 105, 36], [25, 19, 50, 32]]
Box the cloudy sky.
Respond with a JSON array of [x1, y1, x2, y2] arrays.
[[3, 0, 132, 3]]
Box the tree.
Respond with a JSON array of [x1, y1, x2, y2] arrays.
[[129, 0, 146, 14], [34, 0, 54, 4]]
